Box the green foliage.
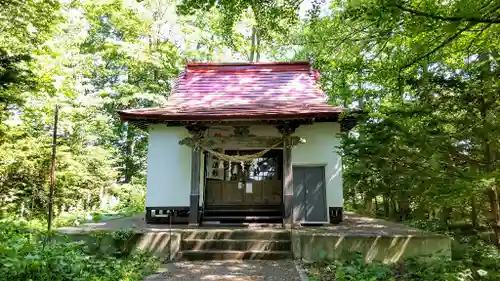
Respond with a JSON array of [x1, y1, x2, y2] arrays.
[[0, 0, 178, 221], [178, 0, 301, 61], [280, 0, 500, 244], [0, 0, 62, 141], [309, 246, 500, 281], [0, 220, 159, 281], [111, 183, 146, 215], [0, 0, 61, 91]]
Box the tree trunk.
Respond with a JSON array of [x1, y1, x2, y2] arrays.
[[364, 192, 374, 215], [440, 207, 452, 226], [487, 187, 500, 246], [383, 195, 390, 218], [352, 191, 357, 210], [398, 194, 410, 221], [470, 194, 478, 228], [0, 196, 4, 217], [255, 29, 260, 62], [20, 201, 25, 218], [479, 93, 499, 246], [389, 197, 397, 219], [124, 126, 135, 183], [99, 186, 106, 210], [249, 26, 257, 62]]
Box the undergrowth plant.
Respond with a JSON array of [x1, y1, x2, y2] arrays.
[[0, 220, 159, 281], [308, 246, 500, 281]]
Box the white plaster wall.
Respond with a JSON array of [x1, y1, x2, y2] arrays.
[[145, 125, 192, 207], [145, 123, 342, 210], [292, 123, 343, 208]]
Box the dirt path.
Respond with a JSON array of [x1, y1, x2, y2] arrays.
[[144, 260, 303, 281]]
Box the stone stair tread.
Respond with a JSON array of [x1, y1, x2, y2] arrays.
[[182, 228, 291, 240], [178, 249, 292, 260], [183, 238, 290, 242], [199, 222, 284, 228], [204, 209, 281, 212], [203, 216, 282, 220], [181, 250, 291, 254]]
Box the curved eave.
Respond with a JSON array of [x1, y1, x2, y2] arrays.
[[118, 110, 343, 122], [118, 109, 362, 132]]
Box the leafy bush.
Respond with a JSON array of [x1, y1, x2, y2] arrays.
[[0, 219, 159, 281], [111, 183, 146, 215], [308, 246, 500, 281]]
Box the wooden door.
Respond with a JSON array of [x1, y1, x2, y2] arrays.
[[293, 166, 328, 223], [205, 181, 241, 205], [204, 149, 283, 207], [205, 180, 282, 206]]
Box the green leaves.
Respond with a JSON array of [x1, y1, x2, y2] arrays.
[[286, 0, 500, 230], [308, 248, 500, 281], [177, 0, 301, 61], [0, 220, 160, 281]]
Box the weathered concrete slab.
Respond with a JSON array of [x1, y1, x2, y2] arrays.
[[291, 213, 451, 263], [144, 261, 302, 281], [292, 232, 451, 263], [58, 229, 182, 258]]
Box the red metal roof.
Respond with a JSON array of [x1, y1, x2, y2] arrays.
[[118, 61, 344, 121]]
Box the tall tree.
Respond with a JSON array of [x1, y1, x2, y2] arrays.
[[292, 0, 500, 244], [80, 0, 180, 183], [0, 0, 61, 139], [177, 0, 302, 61]]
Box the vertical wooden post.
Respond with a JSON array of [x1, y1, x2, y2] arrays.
[[48, 105, 58, 232], [189, 148, 201, 226], [277, 122, 299, 228], [283, 137, 293, 227], [187, 124, 206, 226]]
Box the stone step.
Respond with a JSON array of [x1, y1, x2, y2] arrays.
[[182, 229, 291, 240], [204, 209, 282, 217], [204, 205, 281, 211], [182, 239, 291, 251], [178, 250, 292, 260], [200, 222, 284, 228], [203, 215, 282, 223], [204, 208, 282, 212]]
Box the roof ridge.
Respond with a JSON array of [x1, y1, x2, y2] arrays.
[[186, 61, 309, 67], [185, 61, 312, 73]]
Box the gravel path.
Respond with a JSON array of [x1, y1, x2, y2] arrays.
[[144, 260, 303, 281]]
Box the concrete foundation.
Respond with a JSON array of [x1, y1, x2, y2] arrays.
[[60, 230, 182, 259], [291, 232, 451, 263], [58, 213, 452, 263]]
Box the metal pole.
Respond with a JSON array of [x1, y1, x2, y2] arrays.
[[47, 105, 58, 232], [168, 210, 172, 260]]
